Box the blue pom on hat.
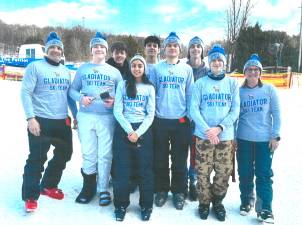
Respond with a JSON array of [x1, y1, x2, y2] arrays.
[[208, 44, 226, 65], [90, 32, 108, 50], [45, 31, 64, 53], [163, 32, 181, 50], [188, 36, 204, 49], [243, 53, 263, 73]]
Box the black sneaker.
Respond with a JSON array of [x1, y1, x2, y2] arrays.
[[213, 203, 226, 221], [141, 207, 152, 221], [189, 184, 197, 201], [198, 204, 210, 220], [173, 193, 185, 210], [155, 192, 168, 207], [240, 204, 252, 216], [257, 210, 274, 224], [115, 206, 126, 221]]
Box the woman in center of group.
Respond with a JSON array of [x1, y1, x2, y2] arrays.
[[112, 54, 155, 221]]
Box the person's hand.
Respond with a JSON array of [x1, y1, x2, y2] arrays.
[[81, 96, 94, 106], [104, 97, 114, 108], [128, 132, 139, 143], [208, 136, 220, 145], [206, 127, 222, 140], [269, 139, 279, 152], [206, 127, 222, 145], [28, 118, 41, 136], [73, 119, 78, 129]]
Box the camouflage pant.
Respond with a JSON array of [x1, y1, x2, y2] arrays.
[[195, 138, 233, 204]]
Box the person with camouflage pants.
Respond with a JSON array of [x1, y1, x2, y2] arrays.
[[190, 44, 240, 221]]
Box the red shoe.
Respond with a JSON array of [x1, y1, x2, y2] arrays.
[[25, 199, 37, 212], [41, 188, 64, 200]]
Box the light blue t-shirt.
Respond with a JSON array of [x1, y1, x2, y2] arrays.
[[21, 59, 75, 119], [236, 83, 281, 142], [69, 62, 122, 115], [114, 80, 155, 137], [190, 74, 240, 141], [146, 63, 156, 79], [149, 60, 194, 119]]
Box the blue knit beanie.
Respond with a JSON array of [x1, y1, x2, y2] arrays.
[[208, 44, 226, 65], [243, 54, 263, 73], [163, 32, 181, 50], [188, 36, 204, 49], [90, 32, 108, 50], [45, 32, 63, 53]]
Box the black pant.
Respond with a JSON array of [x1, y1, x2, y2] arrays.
[[22, 117, 73, 201], [112, 123, 154, 209], [153, 117, 190, 194]]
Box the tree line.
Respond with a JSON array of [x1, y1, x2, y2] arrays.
[[0, 19, 300, 72]]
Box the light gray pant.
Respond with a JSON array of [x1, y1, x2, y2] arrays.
[[77, 112, 115, 192]]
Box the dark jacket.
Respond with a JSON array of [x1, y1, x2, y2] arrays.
[[107, 57, 130, 80]]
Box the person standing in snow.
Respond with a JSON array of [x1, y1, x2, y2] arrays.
[[21, 31, 77, 212], [69, 32, 122, 206], [190, 44, 240, 221], [149, 32, 194, 210], [112, 54, 155, 221], [186, 36, 208, 201], [236, 54, 281, 224]]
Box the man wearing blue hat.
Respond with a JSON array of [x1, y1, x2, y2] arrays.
[[69, 32, 122, 206], [149, 32, 194, 210], [21, 31, 77, 212], [190, 44, 240, 221]]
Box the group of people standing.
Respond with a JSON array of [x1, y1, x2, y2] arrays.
[[20, 30, 281, 224]]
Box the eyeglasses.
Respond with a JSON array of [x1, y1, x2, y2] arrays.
[[246, 68, 260, 73]]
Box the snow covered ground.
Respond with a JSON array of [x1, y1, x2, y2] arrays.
[[0, 80, 301, 225]]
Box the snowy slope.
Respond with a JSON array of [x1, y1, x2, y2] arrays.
[[0, 80, 301, 225]]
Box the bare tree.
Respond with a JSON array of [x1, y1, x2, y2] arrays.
[[226, 0, 253, 71]]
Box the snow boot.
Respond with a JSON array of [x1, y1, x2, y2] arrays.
[[141, 207, 153, 221], [75, 169, 97, 204], [173, 193, 185, 210], [115, 206, 126, 221], [155, 191, 168, 207], [212, 194, 226, 221], [198, 203, 210, 220]]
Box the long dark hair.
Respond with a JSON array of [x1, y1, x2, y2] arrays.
[[125, 70, 153, 98], [242, 78, 263, 88]]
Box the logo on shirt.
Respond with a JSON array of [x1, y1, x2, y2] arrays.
[[54, 72, 60, 77], [248, 94, 254, 100], [213, 86, 220, 92], [168, 69, 174, 75]]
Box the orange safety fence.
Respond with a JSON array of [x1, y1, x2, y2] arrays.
[[229, 72, 293, 88]]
